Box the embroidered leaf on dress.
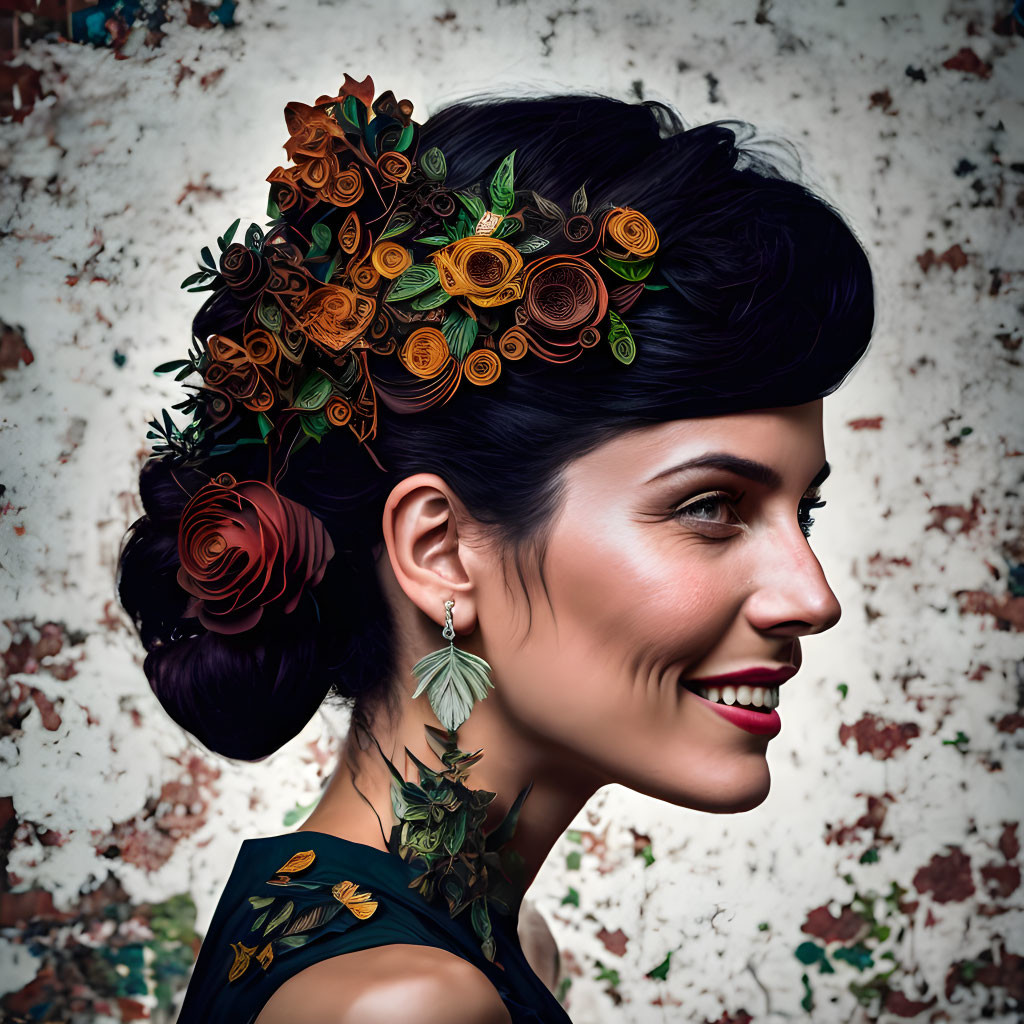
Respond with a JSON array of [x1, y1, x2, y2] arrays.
[[228, 850, 380, 984]]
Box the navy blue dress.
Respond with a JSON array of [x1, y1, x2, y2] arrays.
[[176, 830, 573, 1022]]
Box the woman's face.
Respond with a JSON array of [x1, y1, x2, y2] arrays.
[[475, 399, 841, 813]]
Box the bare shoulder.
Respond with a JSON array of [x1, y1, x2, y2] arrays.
[[255, 942, 512, 1024]]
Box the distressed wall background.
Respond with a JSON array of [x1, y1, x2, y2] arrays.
[[1, 1, 1021, 1021]]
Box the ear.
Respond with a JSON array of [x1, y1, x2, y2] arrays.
[[380, 473, 481, 634]]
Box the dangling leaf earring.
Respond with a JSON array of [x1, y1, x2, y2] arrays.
[[410, 599, 494, 734]]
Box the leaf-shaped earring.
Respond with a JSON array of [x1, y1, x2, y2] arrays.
[[410, 599, 494, 735]]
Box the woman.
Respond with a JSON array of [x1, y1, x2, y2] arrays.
[[118, 74, 873, 1022]]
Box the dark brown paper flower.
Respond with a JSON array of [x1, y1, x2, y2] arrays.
[[177, 476, 335, 635], [522, 255, 608, 332], [219, 244, 270, 301]]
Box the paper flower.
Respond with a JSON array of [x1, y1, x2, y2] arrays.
[[176, 475, 335, 635]]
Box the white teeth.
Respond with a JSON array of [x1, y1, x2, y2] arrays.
[[690, 684, 781, 710]]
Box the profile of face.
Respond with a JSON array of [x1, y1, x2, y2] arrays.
[[439, 398, 841, 816]]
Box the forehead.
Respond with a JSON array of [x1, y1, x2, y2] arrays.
[[562, 401, 825, 492]]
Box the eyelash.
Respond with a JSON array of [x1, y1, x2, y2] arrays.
[[672, 490, 828, 539]]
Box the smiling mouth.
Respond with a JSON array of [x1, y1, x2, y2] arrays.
[[682, 681, 778, 713]]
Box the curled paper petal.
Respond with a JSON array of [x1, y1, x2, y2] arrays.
[[350, 262, 380, 292], [464, 348, 501, 386], [427, 190, 457, 218], [600, 207, 659, 260], [337, 211, 361, 255], [297, 284, 376, 355], [371, 242, 413, 279], [432, 236, 523, 307], [266, 166, 304, 213], [220, 244, 270, 300], [522, 255, 608, 334], [376, 151, 412, 183], [177, 477, 335, 635], [320, 164, 364, 208], [325, 395, 353, 426], [497, 327, 529, 360], [563, 214, 594, 244], [399, 327, 450, 379]]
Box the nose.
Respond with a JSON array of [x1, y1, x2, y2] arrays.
[[743, 526, 843, 638]]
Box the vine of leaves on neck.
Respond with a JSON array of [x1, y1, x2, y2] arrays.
[[370, 724, 532, 963]]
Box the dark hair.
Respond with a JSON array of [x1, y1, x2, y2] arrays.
[[118, 90, 874, 761]]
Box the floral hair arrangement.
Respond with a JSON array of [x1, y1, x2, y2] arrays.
[[151, 74, 664, 636]]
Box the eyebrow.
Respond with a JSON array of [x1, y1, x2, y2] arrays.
[[646, 453, 832, 490]]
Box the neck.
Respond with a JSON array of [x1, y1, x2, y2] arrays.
[[298, 684, 606, 902]]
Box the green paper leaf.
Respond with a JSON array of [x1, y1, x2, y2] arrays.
[[292, 371, 333, 412], [217, 217, 240, 252], [200, 246, 217, 271], [420, 147, 447, 181], [646, 952, 672, 980], [248, 897, 275, 910], [244, 222, 264, 251], [607, 310, 636, 365], [257, 299, 283, 332], [639, 843, 655, 867], [561, 887, 580, 907], [644, 282, 669, 291], [257, 412, 273, 439], [440, 309, 478, 362], [385, 263, 440, 302], [410, 286, 452, 311], [456, 191, 485, 222], [566, 850, 582, 870], [394, 122, 415, 153], [267, 197, 281, 220], [300, 410, 331, 441], [414, 235, 451, 247], [444, 812, 467, 855], [277, 934, 312, 949], [491, 217, 520, 240], [154, 360, 190, 374], [485, 782, 531, 852], [600, 255, 654, 282], [410, 640, 494, 733], [513, 234, 548, 254], [306, 222, 332, 260], [489, 150, 516, 217], [179, 271, 211, 289], [471, 897, 493, 942], [379, 212, 415, 241], [251, 910, 269, 932], [571, 184, 588, 214]]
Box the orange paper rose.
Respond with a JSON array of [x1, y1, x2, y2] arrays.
[[177, 476, 335, 635], [432, 236, 523, 307], [600, 208, 659, 260]]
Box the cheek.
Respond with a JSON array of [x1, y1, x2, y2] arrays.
[[483, 516, 736, 726]]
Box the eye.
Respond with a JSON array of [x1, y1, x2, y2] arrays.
[[671, 491, 744, 534], [671, 489, 828, 539]]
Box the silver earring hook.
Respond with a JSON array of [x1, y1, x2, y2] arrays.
[[442, 599, 456, 641]]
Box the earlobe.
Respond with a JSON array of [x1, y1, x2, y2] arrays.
[[380, 473, 479, 631]]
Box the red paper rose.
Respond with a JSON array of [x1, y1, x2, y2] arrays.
[[177, 475, 335, 635]]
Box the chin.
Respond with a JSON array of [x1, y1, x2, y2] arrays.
[[628, 760, 772, 815]]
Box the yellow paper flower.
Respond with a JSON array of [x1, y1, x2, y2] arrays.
[[600, 208, 659, 260], [432, 236, 523, 307]]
